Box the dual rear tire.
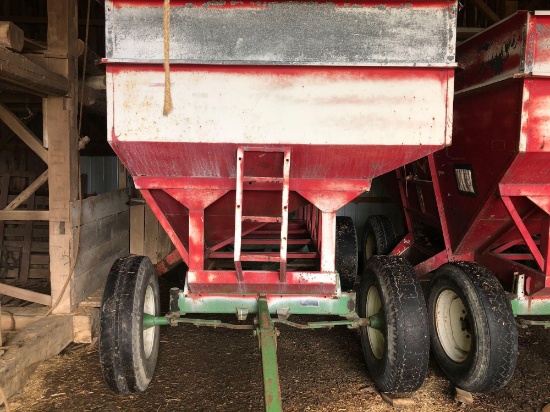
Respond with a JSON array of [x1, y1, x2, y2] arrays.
[[359, 253, 518, 394], [428, 262, 518, 393]]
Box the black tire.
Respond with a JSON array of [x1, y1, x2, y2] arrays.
[[361, 215, 398, 267], [428, 262, 518, 393], [100, 255, 161, 393], [359, 255, 429, 393], [336, 216, 358, 291]]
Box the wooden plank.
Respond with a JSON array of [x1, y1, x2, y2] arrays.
[[0, 302, 3, 352], [74, 232, 129, 277], [23, 37, 47, 52], [20, 173, 37, 282], [1, 306, 49, 331], [78, 81, 107, 115], [30, 254, 49, 265], [2, 268, 49, 280], [4, 227, 49, 238], [75, 210, 129, 252], [0, 210, 49, 220], [72, 246, 129, 306], [0, 103, 48, 162], [70, 189, 129, 226], [471, 0, 500, 23], [72, 308, 99, 343], [0, 21, 24, 52], [4, 169, 48, 211], [46, 0, 79, 314], [144, 204, 159, 263], [379, 392, 415, 407], [7, 194, 48, 207], [130, 204, 145, 256], [0, 174, 9, 253], [0, 315, 73, 400], [86, 75, 106, 90], [457, 27, 484, 41], [0, 282, 51, 305], [3, 240, 49, 252], [0, 46, 69, 96], [454, 387, 474, 405], [76, 39, 105, 76]]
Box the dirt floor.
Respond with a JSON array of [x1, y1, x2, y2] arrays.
[[4, 279, 550, 412]]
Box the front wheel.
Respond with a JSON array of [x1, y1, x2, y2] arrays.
[[99, 255, 161, 393], [428, 262, 518, 393], [359, 255, 429, 393]]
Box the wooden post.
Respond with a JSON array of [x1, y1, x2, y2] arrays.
[[0, 21, 24, 52], [0, 301, 3, 356], [45, 0, 79, 314]]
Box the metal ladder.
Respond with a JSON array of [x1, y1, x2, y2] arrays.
[[234, 146, 291, 282]]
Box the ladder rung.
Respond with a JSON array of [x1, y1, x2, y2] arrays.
[[243, 146, 286, 153], [212, 252, 318, 260], [241, 239, 312, 245], [243, 176, 284, 183], [240, 254, 282, 263], [242, 216, 281, 223]]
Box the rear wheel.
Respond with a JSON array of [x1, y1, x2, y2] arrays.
[[359, 255, 429, 393], [428, 262, 518, 393], [361, 215, 398, 267], [335, 216, 358, 291], [100, 255, 160, 393]]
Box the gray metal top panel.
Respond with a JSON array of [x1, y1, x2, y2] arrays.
[[105, 2, 457, 66]]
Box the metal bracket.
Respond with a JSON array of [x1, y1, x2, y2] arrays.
[[236, 307, 249, 321]]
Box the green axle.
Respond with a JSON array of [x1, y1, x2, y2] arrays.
[[142, 291, 386, 412]]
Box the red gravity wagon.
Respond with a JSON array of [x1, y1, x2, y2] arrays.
[[364, 10, 550, 396], [99, 1, 458, 410]]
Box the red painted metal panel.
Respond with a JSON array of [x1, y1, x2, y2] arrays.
[[187, 270, 338, 295], [107, 1, 456, 286], [394, 12, 550, 297]]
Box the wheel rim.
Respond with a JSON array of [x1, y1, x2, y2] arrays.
[[143, 284, 157, 359], [435, 289, 471, 363], [365, 233, 376, 261], [366, 285, 385, 360]]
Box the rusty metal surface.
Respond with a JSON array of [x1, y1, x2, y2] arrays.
[[105, 1, 457, 66]]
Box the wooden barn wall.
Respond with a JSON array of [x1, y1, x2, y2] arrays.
[[70, 189, 129, 305]]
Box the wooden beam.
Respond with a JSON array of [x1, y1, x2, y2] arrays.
[[0, 303, 3, 355], [0, 315, 73, 401], [78, 82, 107, 114], [0, 46, 69, 96], [76, 39, 105, 76], [0, 283, 52, 305], [4, 169, 48, 211], [86, 75, 106, 90], [73, 308, 99, 343], [0, 103, 48, 162], [471, 0, 501, 24], [0, 21, 24, 52], [23, 37, 47, 52], [0, 210, 50, 220], [46, 0, 80, 314], [1, 306, 49, 331]]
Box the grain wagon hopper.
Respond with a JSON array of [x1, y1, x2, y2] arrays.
[[100, 1, 457, 409], [365, 10, 550, 395]]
